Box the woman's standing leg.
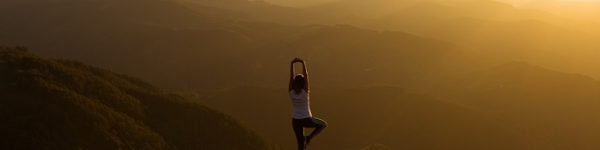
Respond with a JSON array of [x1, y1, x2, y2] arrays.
[[292, 119, 306, 150]]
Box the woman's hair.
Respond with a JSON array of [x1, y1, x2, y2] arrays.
[[292, 74, 306, 91]]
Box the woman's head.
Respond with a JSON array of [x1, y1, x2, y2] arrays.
[[292, 74, 306, 91]]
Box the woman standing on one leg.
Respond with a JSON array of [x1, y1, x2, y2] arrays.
[[289, 58, 328, 150]]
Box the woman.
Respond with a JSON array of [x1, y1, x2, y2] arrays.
[[289, 58, 328, 150]]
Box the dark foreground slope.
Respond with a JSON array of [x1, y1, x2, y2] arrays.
[[0, 47, 270, 150]]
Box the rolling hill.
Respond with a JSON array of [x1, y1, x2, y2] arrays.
[[0, 0, 484, 91], [184, 60, 600, 149], [188, 62, 600, 150], [192, 85, 552, 150], [3, 0, 600, 149], [4, 0, 600, 90], [0, 46, 272, 149], [0, 0, 300, 89], [428, 62, 600, 150], [305, 0, 600, 79]]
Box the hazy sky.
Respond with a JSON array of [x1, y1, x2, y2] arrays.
[[265, 0, 600, 7], [264, 0, 338, 7], [500, 0, 600, 5]]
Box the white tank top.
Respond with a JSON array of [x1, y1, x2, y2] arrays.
[[289, 89, 312, 119]]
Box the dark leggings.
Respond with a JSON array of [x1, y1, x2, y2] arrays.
[[292, 117, 328, 150]]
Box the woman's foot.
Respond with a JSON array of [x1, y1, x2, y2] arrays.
[[305, 136, 312, 146]]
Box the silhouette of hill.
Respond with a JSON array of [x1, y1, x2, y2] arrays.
[[0, 47, 271, 149], [517, 0, 600, 22], [191, 86, 549, 150], [306, 0, 422, 18], [361, 144, 392, 150], [304, 0, 600, 79], [186, 62, 600, 149], [3, 0, 600, 149], [367, 0, 552, 34], [264, 0, 337, 8], [249, 25, 478, 89], [177, 0, 313, 24], [0, 0, 299, 89], [428, 62, 600, 150], [5, 0, 600, 88], [1, 0, 479, 90]]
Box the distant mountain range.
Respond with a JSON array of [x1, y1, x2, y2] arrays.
[[0, 0, 484, 90], [195, 62, 600, 150], [3, 0, 600, 149], [2, 0, 600, 89]]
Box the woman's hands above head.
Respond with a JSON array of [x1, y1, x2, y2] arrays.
[[289, 57, 309, 92], [292, 58, 305, 63]]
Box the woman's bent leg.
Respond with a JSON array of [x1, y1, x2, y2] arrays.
[[292, 119, 306, 150], [306, 117, 328, 144]]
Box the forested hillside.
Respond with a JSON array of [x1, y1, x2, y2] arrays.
[[0, 47, 272, 150]]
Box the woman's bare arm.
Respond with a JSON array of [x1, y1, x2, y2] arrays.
[[301, 60, 310, 92], [290, 58, 303, 91], [289, 60, 295, 91]]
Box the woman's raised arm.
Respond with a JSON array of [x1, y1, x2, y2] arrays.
[[301, 60, 310, 92], [289, 60, 295, 91], [289, 58, 303, 91]]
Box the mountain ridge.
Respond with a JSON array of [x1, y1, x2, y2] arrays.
[[0, 46, 272, 150]]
